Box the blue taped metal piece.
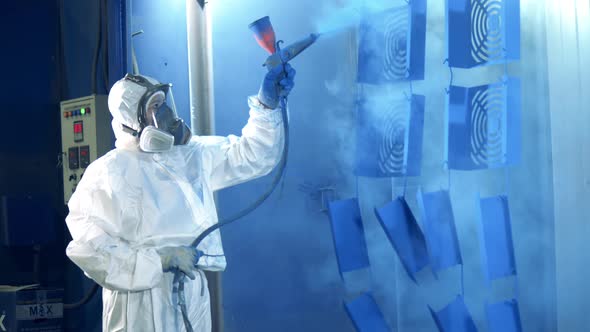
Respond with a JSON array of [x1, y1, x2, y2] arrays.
[[327, 198, 371, 277], [429, 296, 478, 332], [344, 292, 391, 332], [445, 78, 521, 170], [357, 2, 426, 83], [374, 197, 429, 282], [446, 0, 520, 68], [355, 94, 425, 178], [409, 0, 427, 80], [486, 299, 522, 332], [417, 189, 462, 273], [358, 5, 410, 83], [477, 195, 517, 281]]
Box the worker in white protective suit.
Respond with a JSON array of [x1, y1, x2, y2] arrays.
[[65, 63, 295, 331]]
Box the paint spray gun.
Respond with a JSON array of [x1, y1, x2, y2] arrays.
[[249, 16, 320, 108]]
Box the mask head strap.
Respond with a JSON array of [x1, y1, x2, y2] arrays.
[[121, 123, 139, 137]]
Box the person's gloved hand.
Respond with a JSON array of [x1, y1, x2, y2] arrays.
[[157, 246, 199, 280], [257, 63, 296, 109]]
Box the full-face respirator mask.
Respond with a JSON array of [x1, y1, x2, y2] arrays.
[[121, 74, 192, 153]]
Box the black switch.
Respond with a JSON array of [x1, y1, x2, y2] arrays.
[[80, 145, 90, 168], [68, 147, 79, 169]]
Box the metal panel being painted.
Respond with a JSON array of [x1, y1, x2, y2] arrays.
[[327, 198, 371, 277], [355, 94, 425, 177], [477, 195, 517, 281], [486, 299, 522, 332], [446, 0, 520, 68], [357, 1, 427, 83], [416, 189, 463, 273], [445, 78, 521, 170], [429, 296, 478, 332], [374, 197, 429, 282], [344, 292, 391, 332]]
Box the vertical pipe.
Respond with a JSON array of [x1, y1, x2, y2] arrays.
[[187, 0, 215, 136], [186, 2, 222, 332]]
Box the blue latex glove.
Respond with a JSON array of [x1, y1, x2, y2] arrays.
[[257, 63, 296, 109], [157, 246, 199, 280]]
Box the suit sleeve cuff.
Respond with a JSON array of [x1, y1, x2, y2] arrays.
[[248, 95, 283, 126]]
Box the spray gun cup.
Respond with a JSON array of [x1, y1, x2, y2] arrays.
[[249, 16, 277, 54]]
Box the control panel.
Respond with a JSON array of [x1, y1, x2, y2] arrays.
[[60, 95, 113, 203]]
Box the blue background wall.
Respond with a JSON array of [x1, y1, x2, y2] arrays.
[[210, 1, 366, 331], [131, 0, 191, 124]]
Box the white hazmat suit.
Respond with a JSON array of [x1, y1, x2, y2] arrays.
[[65, 76, 284, 331]]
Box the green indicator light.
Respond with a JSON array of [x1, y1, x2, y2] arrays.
[[81, 108, 86, 115]]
